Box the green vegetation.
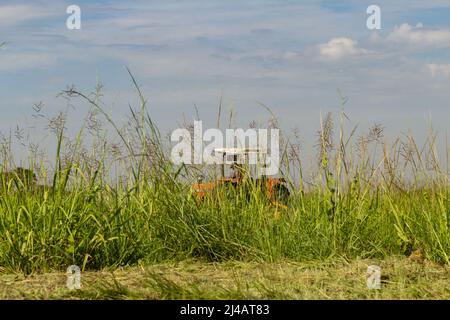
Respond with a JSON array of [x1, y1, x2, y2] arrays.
[[0, 77, 448, 299]]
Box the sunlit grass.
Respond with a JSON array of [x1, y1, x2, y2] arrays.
[[0, 75, 448, 277]]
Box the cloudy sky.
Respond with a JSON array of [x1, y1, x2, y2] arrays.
[[1, 0, 449, 157]]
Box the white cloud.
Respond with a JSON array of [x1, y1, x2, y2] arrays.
[[318, 37, 367, 60], [426, 64, 450, 78], [387, 23, 450, 48]]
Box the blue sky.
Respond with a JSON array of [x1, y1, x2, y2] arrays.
[[1, 0, 449, 158]]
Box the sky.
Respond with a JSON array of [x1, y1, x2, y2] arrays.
[[0, 0, 449, 161]]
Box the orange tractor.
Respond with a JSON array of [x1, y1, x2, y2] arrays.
[[192, 148, 290, 206]]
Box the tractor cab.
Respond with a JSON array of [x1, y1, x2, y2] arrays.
[[192, 148, 290, 205], [215, 147, 264, 181]]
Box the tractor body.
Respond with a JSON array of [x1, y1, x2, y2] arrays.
[[192, 148, 290, 205]]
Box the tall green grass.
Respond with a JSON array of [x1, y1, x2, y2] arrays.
[[0, 78, 448, 274]]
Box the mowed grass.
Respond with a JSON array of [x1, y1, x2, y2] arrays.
[[0, 80, 448, 298], [1, 257, 449, 299]]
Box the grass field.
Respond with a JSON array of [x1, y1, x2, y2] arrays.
[[1, 257, 449, 299], [0, 82, 448, 299]]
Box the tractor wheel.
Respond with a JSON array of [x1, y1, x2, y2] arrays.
[[272, 184, 290, 204]]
